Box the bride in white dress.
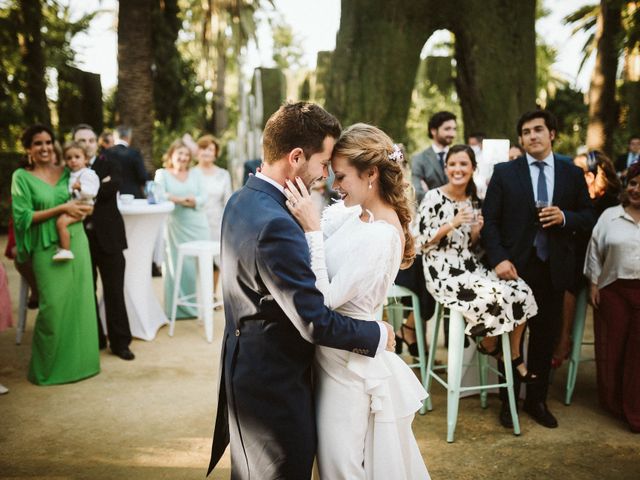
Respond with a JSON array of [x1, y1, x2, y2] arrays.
[[285, 124, 430, 480]]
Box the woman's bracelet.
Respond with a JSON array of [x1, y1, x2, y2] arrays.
[[448, 221, 456, 230]]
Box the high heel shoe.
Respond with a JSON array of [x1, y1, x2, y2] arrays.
[[512, 357, 539, 384], [395, 324, 419, 357]]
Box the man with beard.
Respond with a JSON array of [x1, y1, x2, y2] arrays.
[[411, 111, 457, 203], [208, 102, 395, 479]]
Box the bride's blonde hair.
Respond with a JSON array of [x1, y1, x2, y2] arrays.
[[333, 123, 415, 268]]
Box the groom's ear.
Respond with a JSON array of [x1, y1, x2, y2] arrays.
[[287, 147, 304, 166]]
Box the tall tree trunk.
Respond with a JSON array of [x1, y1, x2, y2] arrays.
[[586, 0, 622, 156], [325, 0, 438, 142], [18, 0, 50, 125], [621, 44, 640, 136], [117, 0, 154, 172], [212, 35, 228, 136], [325, 0, 537, 144], [152, 0, 182, 130], [453, 0, 537, 141]]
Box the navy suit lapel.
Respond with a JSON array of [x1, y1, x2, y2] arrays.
[[552, 155, 566, 205], [514, 156, 535, 208], [245, 175, 288, 209]]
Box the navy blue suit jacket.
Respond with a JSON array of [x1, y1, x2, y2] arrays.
[[481, 155, 594, 291], [104, 144, 148, 198], [208, 175, 381, 479]]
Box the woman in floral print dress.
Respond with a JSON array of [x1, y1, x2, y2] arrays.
[[416, 144, 539, 381]]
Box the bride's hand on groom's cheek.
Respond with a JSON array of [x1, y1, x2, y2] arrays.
[[285, 178, 321, 232]]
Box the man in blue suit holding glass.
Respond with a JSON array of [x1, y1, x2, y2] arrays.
[[208, 102, 395, 479], [482, 110, 594, 430]]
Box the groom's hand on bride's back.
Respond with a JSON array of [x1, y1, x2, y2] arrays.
[[383, 321, 396, 352]]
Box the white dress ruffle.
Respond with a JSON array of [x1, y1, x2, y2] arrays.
[[308, 202, 430, 480]]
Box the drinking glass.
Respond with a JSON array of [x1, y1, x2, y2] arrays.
[[535, 200, 550, 225]]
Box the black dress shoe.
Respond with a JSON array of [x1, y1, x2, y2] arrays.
[[523, 402, 558, 428], [499, 403, 514, 429], [112, 348, 135, 361]]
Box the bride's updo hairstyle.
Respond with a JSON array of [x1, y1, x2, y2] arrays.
[[333, 123, 415, 269]]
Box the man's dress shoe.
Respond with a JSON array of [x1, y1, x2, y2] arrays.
[[112, 348, 135, 361], [523, 402, 558, 428]]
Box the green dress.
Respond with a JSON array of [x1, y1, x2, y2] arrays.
[[154, 168, 211, 318], [11, 168, 100, 385]]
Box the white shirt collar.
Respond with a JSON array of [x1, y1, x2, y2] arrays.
[[526, 151, 554, 167], [255, 172, 285, 194], [115, 139, 129, 147], [432, 143, 449, 155], [89, 155, 97, 167]]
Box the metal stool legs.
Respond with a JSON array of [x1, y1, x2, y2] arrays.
[[565, 287, 590, 405], [385, 285, 428, 414], [426, 303, 520, 442]]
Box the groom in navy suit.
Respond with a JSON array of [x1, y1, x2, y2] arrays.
[[208, 103, 395, 479], [482, 110, 594, 429]]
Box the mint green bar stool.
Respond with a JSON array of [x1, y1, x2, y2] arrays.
[[384, 284, 428, 415], [565, 287, 594, 405], [425, 302, 521, 442]]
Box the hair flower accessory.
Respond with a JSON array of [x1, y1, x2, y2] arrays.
[[388, 144, 404, 163]]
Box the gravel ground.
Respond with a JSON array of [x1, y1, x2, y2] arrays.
[[1, 255, 638, 480]]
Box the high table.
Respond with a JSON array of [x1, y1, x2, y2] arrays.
[[118, 199, 174, 340]]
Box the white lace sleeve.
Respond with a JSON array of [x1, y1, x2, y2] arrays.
[[305, 223, 402, 310]]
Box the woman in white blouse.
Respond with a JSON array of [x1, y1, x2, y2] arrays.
[[584, 161, 640, 433]]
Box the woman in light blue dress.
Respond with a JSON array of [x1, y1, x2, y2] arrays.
[[154, 139, 210, 318]]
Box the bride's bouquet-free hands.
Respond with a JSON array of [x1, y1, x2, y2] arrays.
[[284, 177, 321, 232]]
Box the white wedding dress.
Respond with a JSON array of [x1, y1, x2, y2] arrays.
[[306, 202, 430, 480]]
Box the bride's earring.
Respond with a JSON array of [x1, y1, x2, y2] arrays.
[[368, 181, 372, 189]]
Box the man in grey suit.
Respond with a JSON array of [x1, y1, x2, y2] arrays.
[[411, 111, 457, 203]]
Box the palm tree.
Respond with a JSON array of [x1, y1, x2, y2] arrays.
[[185, 0, 270, 136], [18, 0, 50, 125], [116, 0, 155, 172], [565, 1, 640, 154]]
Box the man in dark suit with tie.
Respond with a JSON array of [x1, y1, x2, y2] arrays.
[[208, 103, 395, 479], [73, 124, 134, 361], [411, 111, 457, 203], [615, 134, 640, 174], [482, 110, 594, 428], [105, 126, 148, 198]]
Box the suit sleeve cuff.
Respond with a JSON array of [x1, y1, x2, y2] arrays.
[[376, 322, 388, 354]]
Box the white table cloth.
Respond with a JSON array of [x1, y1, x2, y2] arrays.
[[119, 199, 175, 340]]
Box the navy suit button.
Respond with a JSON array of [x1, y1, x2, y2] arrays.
[[235, 329, 240, 337]]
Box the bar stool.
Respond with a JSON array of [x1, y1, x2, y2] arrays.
[[169, 240, 222, 343], [425, 302, 521, 442], [15, 277, 29, 345], [565, 287, 594, 405], [384, 284, 428, 414]]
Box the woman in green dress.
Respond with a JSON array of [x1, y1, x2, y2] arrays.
[[11, 125, 100, 385], [154, 139, 211, 318]]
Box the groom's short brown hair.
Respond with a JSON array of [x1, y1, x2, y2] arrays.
[[262, 102, 341, 165]]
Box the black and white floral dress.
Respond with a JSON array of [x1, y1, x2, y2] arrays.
[[416, 189, 538, 336]]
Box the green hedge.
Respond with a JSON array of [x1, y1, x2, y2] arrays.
[[0, 152, 25, 232]]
